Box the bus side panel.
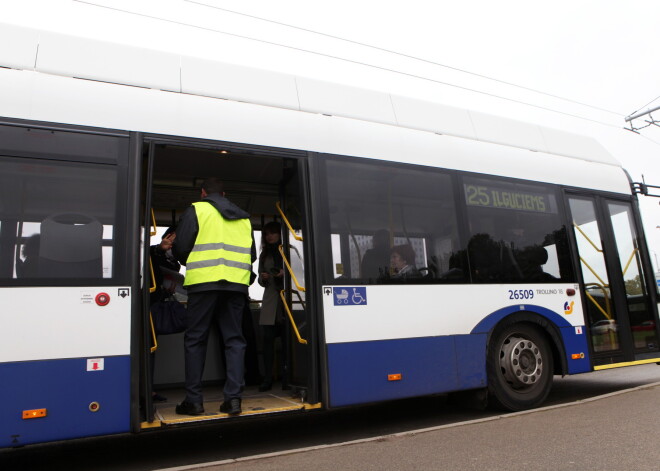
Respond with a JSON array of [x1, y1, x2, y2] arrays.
[[0, 356, 130, 447], [454, 334, 487, 389], [560, 326, 591, 374], [327, 337, 459, 407]]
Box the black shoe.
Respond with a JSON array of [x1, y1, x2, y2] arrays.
[[258, 382, 272, 392], [152, 393, 167, 403], [175, 401, 204, 416], [219, 398, 242, 415]]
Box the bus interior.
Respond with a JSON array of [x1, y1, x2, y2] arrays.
[[141, 139, 314, 425]]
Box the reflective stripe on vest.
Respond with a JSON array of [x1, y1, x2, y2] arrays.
[[184, 201, 252, 287]]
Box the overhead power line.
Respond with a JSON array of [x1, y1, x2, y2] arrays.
[[74, 0, 622, 129], [186, 0, 625, 117]]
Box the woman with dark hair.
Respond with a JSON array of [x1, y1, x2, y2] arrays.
[[257, 221, 285, 391], [390, 244, 421, 279]]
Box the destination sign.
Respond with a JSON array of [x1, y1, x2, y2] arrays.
[[464, 184, 553, 213]]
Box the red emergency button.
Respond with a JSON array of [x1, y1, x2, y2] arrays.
[[95, 293, 110, 306]]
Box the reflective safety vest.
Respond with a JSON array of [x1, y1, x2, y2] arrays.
[[184, 201, 253, 287]]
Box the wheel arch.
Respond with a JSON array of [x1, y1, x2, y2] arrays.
[[473, 307, 568, 376]]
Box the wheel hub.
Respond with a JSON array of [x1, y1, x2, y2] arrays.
[[499, 335, 543, 389]]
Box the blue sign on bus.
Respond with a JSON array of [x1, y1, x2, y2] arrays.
[[333, 287, 367, 306]]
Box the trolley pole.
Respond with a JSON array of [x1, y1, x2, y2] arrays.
[[625, 104, 660, 133]]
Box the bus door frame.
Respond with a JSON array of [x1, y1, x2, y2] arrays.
[[139, 138, 157, 423], [138, 133, 321, 413], [565, 189, 660, 366]]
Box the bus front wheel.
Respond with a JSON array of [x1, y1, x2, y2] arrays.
[[487, 323, 553, 411]]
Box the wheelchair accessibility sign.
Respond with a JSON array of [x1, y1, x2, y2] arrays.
[[332, 287, 367, 306]]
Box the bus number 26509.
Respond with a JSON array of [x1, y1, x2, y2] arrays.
[[508, 289, 534, 300]]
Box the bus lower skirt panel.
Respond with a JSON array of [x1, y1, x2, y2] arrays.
[[0, 356, 131, 448], [326, 335, 487, 407]]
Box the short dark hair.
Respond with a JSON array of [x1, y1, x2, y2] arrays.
[[262, 221, 281, 236], [201, 177, 224, 195], [391, 244, 416, 265]]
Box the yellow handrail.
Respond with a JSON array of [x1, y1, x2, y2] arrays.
[[149, 311, 158, 353], [148, 209, 158, 351], [275, 201, 303, 241], [279, 290, 307, 344], [579, 256, 608, 288], [150, 208, 157, 236], [585, 290, 611, 320], [573, 222, 602, 253], [279, 245, 305, 292], [149, 259, 157, 293], [622, 248, 638, 276]]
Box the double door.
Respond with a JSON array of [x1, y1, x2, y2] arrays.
[[568, 194, 659, 365]]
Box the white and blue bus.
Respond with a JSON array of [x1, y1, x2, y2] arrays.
[[1, 22, 659, 448]]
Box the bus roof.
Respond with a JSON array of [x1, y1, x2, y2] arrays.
[[0, 22, 620, 168], [0, 22, 632, 196]]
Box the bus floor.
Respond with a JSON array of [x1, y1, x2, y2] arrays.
[[145, 383, 314, 427]]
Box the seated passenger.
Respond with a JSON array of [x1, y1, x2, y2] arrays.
[[390, 244, 421, 279], [467, 233, 503, 282], [361, 229, 391, 280], [519, 245, 557, 282]]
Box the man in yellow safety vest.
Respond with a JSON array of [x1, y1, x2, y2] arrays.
[[173, 177, 256, 416]]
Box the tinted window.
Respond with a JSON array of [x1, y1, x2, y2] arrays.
[[0, 157, 117, 282], [462, 176, 573, 283], [321, 158, 462, 284]]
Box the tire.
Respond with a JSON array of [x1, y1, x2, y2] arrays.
[[487, 323, 553, 411]]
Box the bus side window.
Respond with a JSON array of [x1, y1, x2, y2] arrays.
[[0, 155, 118, 283], [320, 158, 462, 285], [463, 176, 574, 284], [38, 213, 103, 278]]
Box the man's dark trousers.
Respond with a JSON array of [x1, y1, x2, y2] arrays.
[[184, 290, 246, 404]]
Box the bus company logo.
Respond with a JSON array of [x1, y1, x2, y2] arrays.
[[564, 301, 574, 315]]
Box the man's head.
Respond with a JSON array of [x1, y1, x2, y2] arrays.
[[200, 178, 225, 198]]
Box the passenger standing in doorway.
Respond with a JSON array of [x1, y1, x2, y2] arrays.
[[173, 178, 256, 416], [257, 221, 285, 392], [149, 226, 182, 403]]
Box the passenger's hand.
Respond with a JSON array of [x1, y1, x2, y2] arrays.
[[160, 233, 176, 251], [260, 272, 270, 281], [275, 269, 284, 278]]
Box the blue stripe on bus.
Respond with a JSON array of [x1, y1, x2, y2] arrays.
[[470, 304, 573, 333], [0, 356, 131, 447], [327, 335, 487, 407], [471, 304, 591, 374]]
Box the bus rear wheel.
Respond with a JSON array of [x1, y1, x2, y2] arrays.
[[487, 323, 553, 411]]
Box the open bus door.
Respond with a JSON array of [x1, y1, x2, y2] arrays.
[[567, 194, 660, 367], [139, 139, 318, 427]]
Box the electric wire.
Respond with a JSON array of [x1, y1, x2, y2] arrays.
[[74, 0, 623, 129], [185, 0, 625, 117]]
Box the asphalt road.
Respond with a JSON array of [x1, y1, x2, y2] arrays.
[[3, 364, 660, 471]]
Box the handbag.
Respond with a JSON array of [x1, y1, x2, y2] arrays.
[[152, 298, 187, 335]]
